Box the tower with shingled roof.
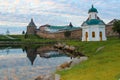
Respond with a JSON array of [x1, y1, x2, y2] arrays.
[[26, 18, 37, 34]]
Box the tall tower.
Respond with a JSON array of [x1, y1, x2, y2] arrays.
[[81, 5, 107, 41], [26, 18, 37, 34]]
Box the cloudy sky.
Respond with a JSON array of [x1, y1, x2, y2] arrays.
[[0, 0, 120, 27]]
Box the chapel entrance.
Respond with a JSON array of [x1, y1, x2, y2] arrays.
[[100, 32, 102, 41], [85, 32, 88, 41]]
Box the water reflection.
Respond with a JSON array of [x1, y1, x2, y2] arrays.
[[25, 45, 67, 65], [0, 45, 71, 80], [0, 45, 68, 65], [25, 47, 37, 65]]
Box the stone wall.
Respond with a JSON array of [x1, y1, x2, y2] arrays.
[[27, 26, 36, 34], [36, 25, 119, 39], [106, 25, 119, 37], [36, 29, 82, 39], [70, 29, 82, 39]]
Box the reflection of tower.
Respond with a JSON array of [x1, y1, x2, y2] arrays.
[[26, 48, 37, 65]]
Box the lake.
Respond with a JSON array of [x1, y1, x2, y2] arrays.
[[0, 45, 72, 80]]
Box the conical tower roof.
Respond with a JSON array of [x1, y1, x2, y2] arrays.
[[27, 18, 37, 27], [27, 53, 37, 65], [26, 49, 37, 65]]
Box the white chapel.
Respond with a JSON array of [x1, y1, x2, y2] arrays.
[[81, 5, 107, 41]]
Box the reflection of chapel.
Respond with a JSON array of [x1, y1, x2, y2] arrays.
[[81, 5, 107, 41]]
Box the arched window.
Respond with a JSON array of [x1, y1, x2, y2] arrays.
[[95, 14, 97, 19], [89, 15, 91, 19], [92, 32, 95, 38], [85, 32, 88, 41]]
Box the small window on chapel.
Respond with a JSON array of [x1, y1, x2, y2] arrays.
[[92, 32, 95, 38], [89, 15, 91, 19], [95, 14, 97, 19]]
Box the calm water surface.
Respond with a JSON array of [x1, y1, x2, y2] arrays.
[[0, 45, 71, 80]]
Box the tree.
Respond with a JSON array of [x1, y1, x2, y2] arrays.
[[22, 31, 25, 34], [113, 20, 120, 38]]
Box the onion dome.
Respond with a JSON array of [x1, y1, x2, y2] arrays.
[[88, 5, 98, 13]]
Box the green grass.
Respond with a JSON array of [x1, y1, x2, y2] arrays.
[[57, 37, 120, 80], [0, 34, 56, 44], [5, 35, 55, 43], [0, 35, 21, 41], [0, 35, 8, 39], [10, 34, 41, 40]]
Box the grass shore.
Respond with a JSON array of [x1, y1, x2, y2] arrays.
[[0, 34, 56, 44], [57, 37, 120, 80]]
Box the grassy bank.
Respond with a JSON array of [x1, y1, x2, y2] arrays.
[[0, 35, 56, 44], [57, 37, 120, 80], [10, 34, 55, 43]]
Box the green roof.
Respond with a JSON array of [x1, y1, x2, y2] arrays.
[[88, 5, 98, 13], [49, 26, 66, 29], [48, 25, 80, 31], [82, 19, 105, 26]]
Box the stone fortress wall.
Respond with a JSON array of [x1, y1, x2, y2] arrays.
[[27, 19, 119, 39], [36, 29, 82, 39]]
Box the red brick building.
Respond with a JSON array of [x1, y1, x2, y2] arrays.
[[106, 19, 119, 37]]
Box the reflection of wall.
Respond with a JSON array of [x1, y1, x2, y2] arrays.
[[36, 45, 56, 53], [36, 45, 58, 58], [25, 45, 67, 65]]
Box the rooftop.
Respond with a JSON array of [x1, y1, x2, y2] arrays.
[[82, 19, 105, 26], [27, 18, 37, 27], [48, 25, 80, 31], [107, 19, 119, 26]]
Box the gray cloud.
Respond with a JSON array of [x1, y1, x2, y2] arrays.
[[0, 0, 120, 27]]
